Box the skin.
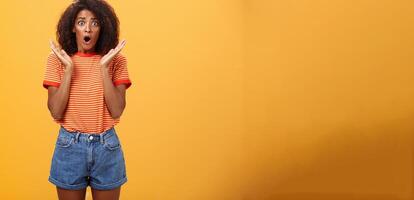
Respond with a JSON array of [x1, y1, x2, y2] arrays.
[[48, 9, 126, 200], [56, 187, 121, 200]]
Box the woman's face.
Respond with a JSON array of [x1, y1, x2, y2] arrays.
[[72, 9, 100, 53]]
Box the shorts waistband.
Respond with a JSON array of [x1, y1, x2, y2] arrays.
[[59, 126, 116, 144]]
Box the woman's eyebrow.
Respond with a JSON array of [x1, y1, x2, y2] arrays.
[[76, 17, 98, 20]]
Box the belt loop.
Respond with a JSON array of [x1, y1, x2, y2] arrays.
[[75, 132, 80, 143], [100, 132, 104, 144]]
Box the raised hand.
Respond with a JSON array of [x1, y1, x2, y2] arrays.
[[100, 39, 126, 69], [49, 39, 73, 73]]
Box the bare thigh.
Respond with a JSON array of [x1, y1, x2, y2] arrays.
[[91, 187, 121, 200], [56, 187, 87, 200]]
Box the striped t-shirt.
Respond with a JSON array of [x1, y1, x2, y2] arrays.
[[43, 51, 132, 133]]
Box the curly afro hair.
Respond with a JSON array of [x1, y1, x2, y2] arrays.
[[56, 0, 119, 56]]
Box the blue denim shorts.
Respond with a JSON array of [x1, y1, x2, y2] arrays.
[[48, 126, 127, 190]]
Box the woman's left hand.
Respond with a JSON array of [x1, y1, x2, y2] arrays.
[[100, 39, 126, 69]]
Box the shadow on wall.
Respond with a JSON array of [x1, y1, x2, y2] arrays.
[[241, 114, 414, 200]]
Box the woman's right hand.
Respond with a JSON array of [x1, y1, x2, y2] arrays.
[[49, 40, 73, 73]]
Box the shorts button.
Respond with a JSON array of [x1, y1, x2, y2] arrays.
[[89, 135, 94, 140]]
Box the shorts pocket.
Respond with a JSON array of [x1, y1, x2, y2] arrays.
[[56, 136, 74, 148], [103, 134, 121, 151]]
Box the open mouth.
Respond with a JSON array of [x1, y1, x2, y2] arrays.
[[84, 36, 91, 43]]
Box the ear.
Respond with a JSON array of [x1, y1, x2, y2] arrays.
[[72, 27, 75, 33]]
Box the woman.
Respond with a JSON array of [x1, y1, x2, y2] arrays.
[[42, 0, 131, 199]]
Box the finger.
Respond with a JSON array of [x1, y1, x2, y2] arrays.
[[50, 41, 61, 56], [52, 41, 65, 55], [59, 50, 68, 62], [102, 49, 114, 60], [49, 40, 57, 52], [50, 40, 59, 51], [49, 39, 56, 48], [53, 51, 66, 64], [108, 49, 115, 55], [49, 41, 67, 63], [58, 49, 66, 57], [59, 49, 65, 57], [61, 49, 71, 60], [114, 40, 125, 50], [118, 39, 126, 49], [114, 40, 126, 54], [50, 45, 61, 59], [49, 39, 53, 48]]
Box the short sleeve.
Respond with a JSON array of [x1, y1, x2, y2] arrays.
[[43, 53, 63, 89], [112, 54, 132, 89]]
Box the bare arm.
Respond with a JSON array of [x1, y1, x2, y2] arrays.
[[47, 71, 73, 120], [101, 70, 127, 119], [99, 39, 127, 119], [47, 40, 74, 120]]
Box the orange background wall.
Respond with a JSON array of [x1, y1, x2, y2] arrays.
[[243, 1, 414, 199], [0, 0, 413, 199]]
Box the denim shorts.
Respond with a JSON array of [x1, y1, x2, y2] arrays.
[[48, 126, 127, 190]]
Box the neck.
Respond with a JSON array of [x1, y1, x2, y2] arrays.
[[75, 51, 97, 57], [76, 46, 96, 54]]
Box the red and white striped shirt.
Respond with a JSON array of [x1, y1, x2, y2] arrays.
[[43, 52, 132, 133]]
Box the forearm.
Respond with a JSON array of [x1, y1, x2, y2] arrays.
[[101, 68, 125, 119], [48, 71, 72, 120]]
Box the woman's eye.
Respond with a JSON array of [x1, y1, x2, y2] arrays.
[[92, 21, 99, 26], [78, 21, 85, 26]]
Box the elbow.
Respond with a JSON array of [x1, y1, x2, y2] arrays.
[[48, 102, 65, 120], [112, 114, 121, 119], [110, 107, 125, 119], [51, 112, 64, 120], [111, 111, 122, 119], [49, 106, 64, 120], [54, 116, 64, 121]]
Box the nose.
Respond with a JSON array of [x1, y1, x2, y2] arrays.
[[85, 23, 91, 33]]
